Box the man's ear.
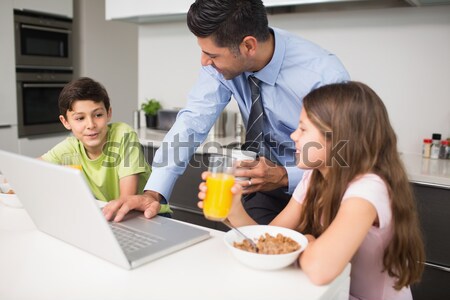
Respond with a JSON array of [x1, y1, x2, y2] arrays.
[[59, 115, 71, 130], [241, 36, 257, 56]]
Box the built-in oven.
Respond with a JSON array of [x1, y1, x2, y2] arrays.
[[14, 9, 72, 70], [16, 71, 73, 137]]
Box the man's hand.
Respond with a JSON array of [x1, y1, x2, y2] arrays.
[[234, 157, 288, 194], [103, 190, 162, 222]]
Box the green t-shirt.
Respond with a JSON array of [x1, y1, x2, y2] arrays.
[[42, 122, 150, 201]]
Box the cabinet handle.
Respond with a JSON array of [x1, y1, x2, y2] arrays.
[[21, 24, 71, 34], [0, 124, 12, 129], [424, 262, 450, 273], [23, 83, 67, 88]]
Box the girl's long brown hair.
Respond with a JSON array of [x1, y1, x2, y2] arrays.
[[297, 81, 424, 289]]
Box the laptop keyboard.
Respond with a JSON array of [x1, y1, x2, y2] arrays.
[[109, 222, 160, 254]]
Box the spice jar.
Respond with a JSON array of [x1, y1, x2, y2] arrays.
[[439, 140, 449, 159], [430, 133, 442, 159], [422, 138, 432, 158]]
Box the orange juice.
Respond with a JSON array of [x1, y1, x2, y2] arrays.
[[204, 173, 235, 221], [67, 164, 82, 170]]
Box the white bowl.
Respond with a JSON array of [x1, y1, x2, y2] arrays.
[[0, 193, 22, 208], [224, 225, 308, 270]]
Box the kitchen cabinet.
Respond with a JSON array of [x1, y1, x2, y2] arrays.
[[18, 134, 67, 157], [411, 183, 450, 300], [144, 146, 228, 231], [13, 0, 73, 18], [105, 0, 450, 23], [0, 126, 19, 153], [0, 0, 19, 153]]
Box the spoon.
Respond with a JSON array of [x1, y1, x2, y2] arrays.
[[221, 218, 258, 253]]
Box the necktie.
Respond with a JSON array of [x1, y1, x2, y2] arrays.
[[242, 76, 264, 154]]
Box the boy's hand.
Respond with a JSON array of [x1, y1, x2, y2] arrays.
[[103, 190, 161, 222]]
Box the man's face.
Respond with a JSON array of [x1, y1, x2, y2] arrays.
[[197, 36, 250, 80]]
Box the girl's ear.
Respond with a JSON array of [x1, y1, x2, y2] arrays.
[[59, 115, 71, 130]]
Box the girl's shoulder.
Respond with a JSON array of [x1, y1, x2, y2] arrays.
[[344, 173, 388, 198]]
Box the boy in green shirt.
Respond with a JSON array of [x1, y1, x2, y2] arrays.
[[41, 77, 171, 214]]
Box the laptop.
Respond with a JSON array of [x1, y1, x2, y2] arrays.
[[0, 150, 210, 270]]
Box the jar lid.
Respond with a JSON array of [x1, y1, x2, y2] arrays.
[[423, 138, 432, 143], [432, 133, 442, 140], [442, 140, 449, 145]]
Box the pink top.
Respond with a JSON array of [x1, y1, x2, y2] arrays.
[[293, 170, 412, 300]]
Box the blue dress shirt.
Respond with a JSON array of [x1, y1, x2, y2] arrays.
[[145, 27, 350, 201]]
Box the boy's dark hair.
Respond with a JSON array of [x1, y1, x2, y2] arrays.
[[58, 77, 110, 118], [187, 0, 270, 52]]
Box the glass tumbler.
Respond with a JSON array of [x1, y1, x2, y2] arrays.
[[203, 155, 236, 221]]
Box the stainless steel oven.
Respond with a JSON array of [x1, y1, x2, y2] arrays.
[[14, 9, 72, 70], [16, 71, 73, 137]]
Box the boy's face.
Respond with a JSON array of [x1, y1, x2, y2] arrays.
[[59, 100, 112, 156]]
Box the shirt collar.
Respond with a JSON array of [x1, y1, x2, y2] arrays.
[[245, 28, 285, 86]]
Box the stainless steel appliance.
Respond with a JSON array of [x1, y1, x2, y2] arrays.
[[157, 109, 180, 131], [16, 71, 72, 137], [14, 9, 72, 70]]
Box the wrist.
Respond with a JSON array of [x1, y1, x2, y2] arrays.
[[144, 190, 162, 202], [278, 166, 289, 187]]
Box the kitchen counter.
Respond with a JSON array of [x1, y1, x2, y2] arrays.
[[138, 129, 450, 189], [0, 203, 350, 300], [138, 128, 239, 155], [401, 153, 450, 188]]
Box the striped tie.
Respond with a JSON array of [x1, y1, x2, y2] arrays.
[[242, 76, 264, 154]]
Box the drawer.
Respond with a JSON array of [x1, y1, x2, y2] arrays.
[[411, 263, 450, 300], [413, 184, 450, 266]]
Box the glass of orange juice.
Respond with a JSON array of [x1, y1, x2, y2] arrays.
[[62, 153, 82, 170], [203, 155, 236, 221]]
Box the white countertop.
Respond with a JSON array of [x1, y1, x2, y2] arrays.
[[0, 203, 350, 300], [401, 153, 450, 188], [138, 128, 450, 189], [138, 128, 239, 155]]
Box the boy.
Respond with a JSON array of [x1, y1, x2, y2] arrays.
[[41, 77, 171, 214]]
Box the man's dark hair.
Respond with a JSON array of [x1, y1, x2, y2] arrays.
[[187, 0, 270, 51], [58, 77, 110, 117]]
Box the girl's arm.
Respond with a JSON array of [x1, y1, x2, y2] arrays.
[[119, 174, 140, 197], [299, 197, 377, 285], [269, 198, 303, 229]]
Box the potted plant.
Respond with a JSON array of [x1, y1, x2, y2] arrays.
[[141, 98, 162, 129]]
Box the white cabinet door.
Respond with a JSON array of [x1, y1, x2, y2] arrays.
[[0, 0, 17, 128], [105, 0, 191, 22], [18, 134, 68, 157], [13, 0, 73, 18], [0, 126, 19, 153]]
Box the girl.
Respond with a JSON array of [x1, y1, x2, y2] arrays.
[[198, 81, 424, 300]]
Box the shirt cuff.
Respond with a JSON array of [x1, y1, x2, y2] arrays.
[[143, 167, 178, 203], [285, 166, 305, 194]]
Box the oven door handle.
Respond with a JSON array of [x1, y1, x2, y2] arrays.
[[22, 83, 67, 88], [21, 24, 71, 34]]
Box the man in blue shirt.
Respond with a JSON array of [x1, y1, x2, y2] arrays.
[[103, 0, 350, 224]]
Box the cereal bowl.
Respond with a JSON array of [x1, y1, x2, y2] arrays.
[[223, 225, 308, 270]]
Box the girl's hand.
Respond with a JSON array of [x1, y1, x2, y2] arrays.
[[197, 171, 243, 211]]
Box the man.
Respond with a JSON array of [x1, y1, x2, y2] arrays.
[[103, 0, 349, 224]]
